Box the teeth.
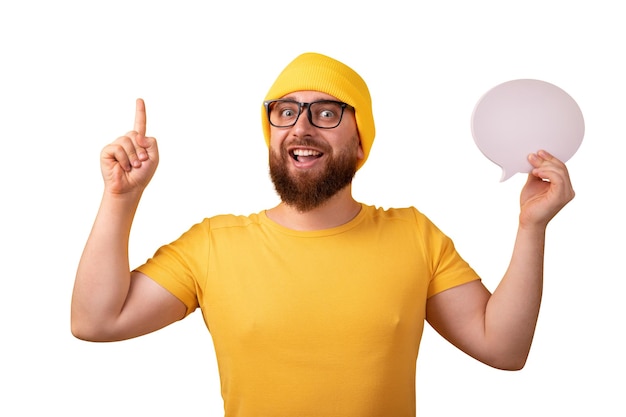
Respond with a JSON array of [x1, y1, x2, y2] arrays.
[[293, 149, 321, 157]]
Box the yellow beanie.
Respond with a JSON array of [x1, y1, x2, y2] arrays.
[[262, 52, 375, 170]]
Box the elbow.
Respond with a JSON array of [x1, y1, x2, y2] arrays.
[[477, 338, 533, 371], [71, 324, 115, 343], [70, 313, 113, 342], [494, 360, 527, 371], [483, 353, 529, 371], [71, 319, 99, 342]]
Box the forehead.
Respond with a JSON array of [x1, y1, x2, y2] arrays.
[[280, 90, 340, 102]]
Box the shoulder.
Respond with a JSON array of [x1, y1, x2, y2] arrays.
[[204, 212, 263, 230], [170, 213, 264, 244], [363, 204, 433, 226], [361, 204, 452, 249]]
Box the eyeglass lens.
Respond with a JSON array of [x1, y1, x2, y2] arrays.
[[267, 100, 346, 129]]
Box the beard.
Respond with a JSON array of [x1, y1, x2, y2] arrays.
[[269, 136, 360, 212]]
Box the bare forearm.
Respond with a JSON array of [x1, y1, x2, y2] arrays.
[[484, 223, 546, 369], [428, 154, 573, 370], [71, 192, 142, 340]]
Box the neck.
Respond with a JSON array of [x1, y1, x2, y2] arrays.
[[266, 185, 361, 231]]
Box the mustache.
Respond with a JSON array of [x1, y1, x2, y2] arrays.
[[282, 137, 331, 153]]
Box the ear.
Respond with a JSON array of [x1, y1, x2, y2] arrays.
[[357, 136, 365, 160]]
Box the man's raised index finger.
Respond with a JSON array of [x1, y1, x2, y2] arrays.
[[134, 98, 147, 136]]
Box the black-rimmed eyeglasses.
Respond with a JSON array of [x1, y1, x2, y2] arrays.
[[264, 99, 353, 129]]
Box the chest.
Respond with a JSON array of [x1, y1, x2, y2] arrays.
[[200, 232, 430, 351]]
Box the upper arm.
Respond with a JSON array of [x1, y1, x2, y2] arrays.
[[426, 280, 492, 363], [98, 271, 187, 342]]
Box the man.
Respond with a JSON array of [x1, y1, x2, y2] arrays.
[[71, 52, 575, 416]]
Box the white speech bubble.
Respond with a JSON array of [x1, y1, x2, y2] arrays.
[[471, 79, 585, 181]]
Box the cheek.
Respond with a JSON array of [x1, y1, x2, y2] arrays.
[[269, 129, 286, 150]]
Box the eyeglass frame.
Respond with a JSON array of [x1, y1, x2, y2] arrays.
[[264, 99, 354, 129]]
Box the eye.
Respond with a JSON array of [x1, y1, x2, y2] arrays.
[[281, 108, 296, 118], [271, 102, 299, 121], [311, 101, 344, 126], [312, 102, 341, 119], [319, 109, 336, 119]]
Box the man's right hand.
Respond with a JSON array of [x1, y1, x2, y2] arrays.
[[101, 98, 159, 195]]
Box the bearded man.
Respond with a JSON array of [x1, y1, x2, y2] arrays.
[[72, 52, 575, 417]]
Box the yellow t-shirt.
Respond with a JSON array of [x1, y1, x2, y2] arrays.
[[136, 204, 480, 417]]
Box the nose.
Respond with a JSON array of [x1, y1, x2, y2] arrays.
[[291, 105, 315, 134]]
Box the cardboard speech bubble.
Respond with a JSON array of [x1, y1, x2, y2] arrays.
[[471, 79, 584, 181]]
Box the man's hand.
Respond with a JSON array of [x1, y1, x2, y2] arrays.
[[101, 98, 159, 195], [520, 150, 575, 229]]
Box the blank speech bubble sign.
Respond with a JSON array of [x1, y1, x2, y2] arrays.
[[471, 79, 585, 181]]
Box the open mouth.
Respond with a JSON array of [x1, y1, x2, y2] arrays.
[[290, 148, 323, 163]]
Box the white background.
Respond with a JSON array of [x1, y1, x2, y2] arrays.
[[1, 1, 624, 415]]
